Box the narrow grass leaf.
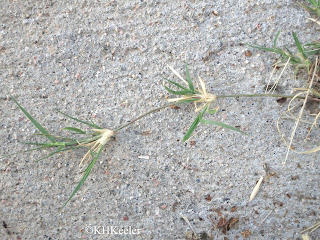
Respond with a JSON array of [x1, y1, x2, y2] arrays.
[[167, 64, 188, 85], [1, 146, 50, 159], [308, 0, 317, 6], [300, 3, 317, 13], [23, 142, 55, 146], [311, 89, 320, 98], [175, 99, 199, 104], [273, 31, 281, 48], [183, 106, 208, 142], [63, 127, 87, 134], [35, 145, 64, 162], [164, 85, 194, 96], [33, 133, 76, 141], [60, 146, 103, 211], [185, 63, 195, 92], [55, 109, 103, 129], [200, 119, 246, 134], [208, 108, 218, 115], [56, 146, 81, 153], [292, 32, 307, 59], [304, 43, 320, 55], [246, 43, 276, 52], [284, 47, 294, 58], [183, 116, 201, 142], [8, 91, 56, 143], [246, 43, 288, 58], [161, 75, 189, 91]]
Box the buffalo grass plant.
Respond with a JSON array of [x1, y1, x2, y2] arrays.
[[4, 64, 247, 210], [163, 64, 245, 141], [5, 63, 315, 210]]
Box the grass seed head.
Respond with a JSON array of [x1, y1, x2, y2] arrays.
[[165, 65, 217, 112], [78, 128, 114, 166]]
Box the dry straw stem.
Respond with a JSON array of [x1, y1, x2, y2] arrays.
[[301, 234, 311, 240], [308, 17, 320, 25], [249, 176, 264, 201], [181, 214, 200, 240], [259, 209, 274, 226], [265, 57, 291, 94], [276, 58, 319, 163], [301, 220, 320, 234]]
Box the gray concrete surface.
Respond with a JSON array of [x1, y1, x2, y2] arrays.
[[0, 1, 319, 239]]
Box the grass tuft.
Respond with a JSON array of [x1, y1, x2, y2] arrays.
[[6, 93, 114, 210], [299, 0, 320, 18], [247, 31, 313, 75], [164, 64, 246, 141]]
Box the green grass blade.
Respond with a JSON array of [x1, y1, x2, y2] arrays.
[[304, 43, 320, 55], [22, 142, 55, 146], [273, 30, 281, 48], [33, 133, 76, 141], [246, 43, 288, 57], [208, 108, 218, 115], [161, 75, 189, 91], [246, 43, 277, 52], [34, 145, 80, 163], [304, 4, 316, 11], [183, 116, 201, 142], [89, 121, 101, 129], [292, 32, 307, 59], [56, 146, 81, 153], [175, 99, 199, 104], [35, 145, 64, 162], [305, 49, 320, 55], [55, 109, 103, 129], [309, 0, 317, 6], [200, 119, 247, 135], [284, 47, 294, 58], [1, 145, 50, 159], [60, 146, 103, 211], [183, 105, 208, 142], [273, 48, 291, 58], [282, 47, 300, 64], [63, 127, 87, 134], [311, 89, 320, 98], [8, 91, 56, 143], [164, 85, 194, 96], [185, 63, 195, 92]]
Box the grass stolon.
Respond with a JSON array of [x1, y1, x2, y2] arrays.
[[5, 63, 319, 210]]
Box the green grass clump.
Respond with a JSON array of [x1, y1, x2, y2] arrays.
[[247, 31, 313, 75], [163, 63, 246, 142], [6, 90, 114, 211], [300, 0, 320, 18]]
